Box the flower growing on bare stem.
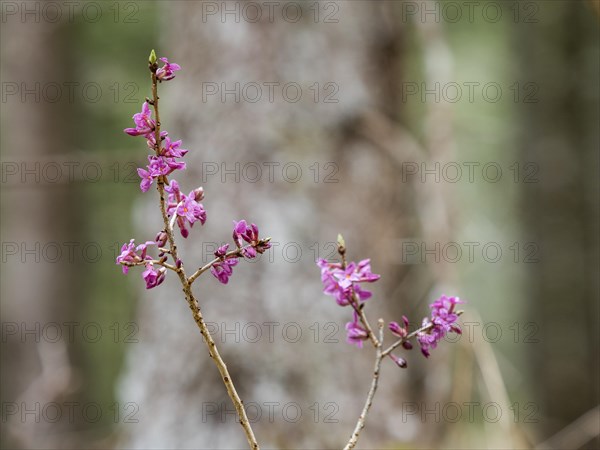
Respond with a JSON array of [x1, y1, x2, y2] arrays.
[[417, 295, 464, 357], [117, 51, 269, 289], [115, 50, 266, 449], [316, 235, 464, 449]]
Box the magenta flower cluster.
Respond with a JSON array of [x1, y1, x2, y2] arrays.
[[316, 258, 380, 307], [317, 255, 463, 361], [210, 244, 239, 284], [208, 220, 272, 284], [416, 295, 463, 357], [116, 239, 166, 289], [116, 54, 270, 287], [387, 295, 464, 359], [156, 57, 180, 81], [233, 220, 272, 259], [317, 258, 380, 349], [345, 311, 369, 348], [165, 180, 206, 238]]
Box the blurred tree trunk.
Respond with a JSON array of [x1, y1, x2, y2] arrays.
[[0, 16, 82, 450], [517, 2, 599, 446]]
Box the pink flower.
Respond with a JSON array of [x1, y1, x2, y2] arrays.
[[317, 259, 349, 305], [389, 317, 414, 351], [210, 244, 239, 284], [156, 57, 181, 81], [232, 220, 271, 258], [115, 239, 137, 273], [124, 102, 155, 137], [345, 312, 368, 348], [145, 131, 168, 151], [137, 167, 154, 192], [389, 316, 410, 338], [136, 155, 186, 193], [161, 137, 188, 158], [148, 155, 186, 176], [165, 180, 207, 238], [316, 258, 380, 306], [116, 239, 154, 274], [214, 244, 229, 258], [356, 259, 381, 282], [177, 197, 206, 224], [164, 178, 181, 197], [417, 296, 464, 357], [211, 258, 239, 284], [232, 221, 246, 247], [142, 262, 166, 289]]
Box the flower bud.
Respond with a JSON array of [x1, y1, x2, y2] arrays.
[[389, 321, 407, 338], [337, 233, 346, 254], [402, 341, 413, 350], [193, 187, 205, 202], [156, 267, 166, 286], [390, 353, 407, 369], [255, 237, 272, 254], [243, 246, 257, 259], [155, 231, 168, 247], [214, 244, 229, 258], [402, 315, 410, 328]]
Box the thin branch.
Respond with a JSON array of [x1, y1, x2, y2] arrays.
[[349, 293, 380, 348], [188, 252, 238, 284], [344, 319, 384, 450], [187, 239, 271, 284], [381, 310, 464, 358], [148, 68, 259, 450], [120, 259, 178, 272]]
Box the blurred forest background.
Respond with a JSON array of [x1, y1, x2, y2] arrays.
[[1, 1, 599, 449]]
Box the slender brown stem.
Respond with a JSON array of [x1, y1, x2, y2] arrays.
[[120, 259, 177, 272], [349, 293, 380, 348], [381, 310, 464, 358], [344, 319, 385, 450], [343, 311, 464, 449], [148, 68, 259, 450], [187, 238, 270, 285], [188, 251, 240, 284]]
